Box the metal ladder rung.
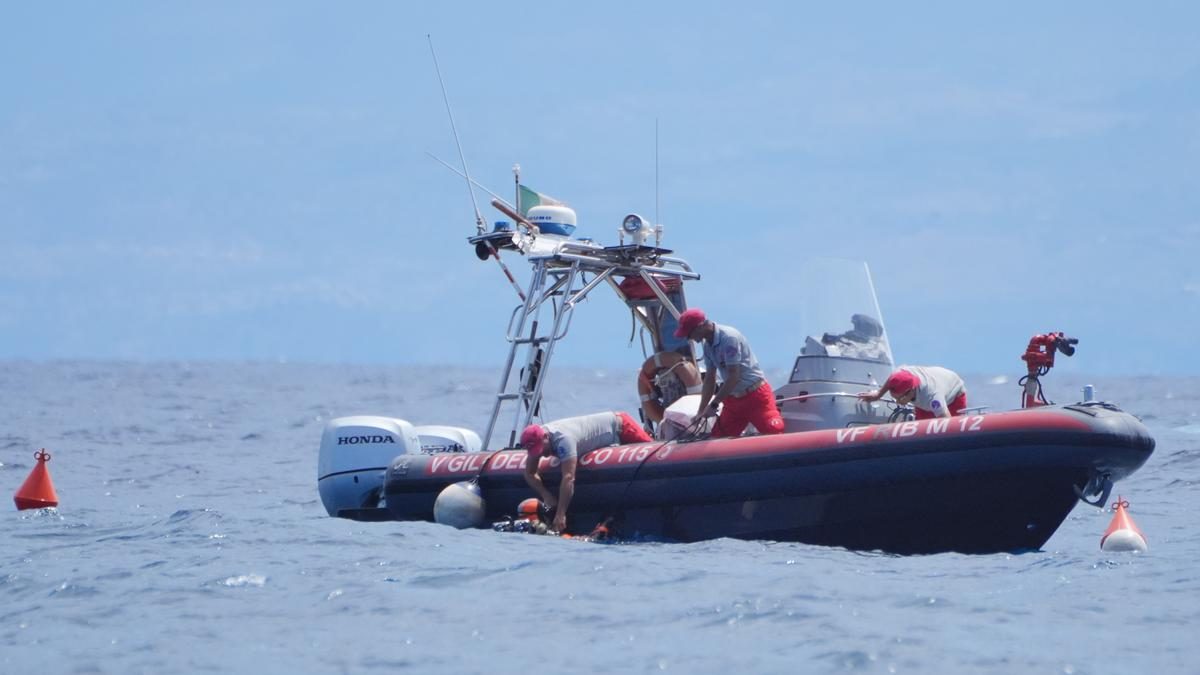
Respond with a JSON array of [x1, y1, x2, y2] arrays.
[[512, 337, 550, 345]]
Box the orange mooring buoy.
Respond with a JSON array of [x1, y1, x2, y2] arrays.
[[1100, 497, 1147, 552], [13, 449, 59, 510]]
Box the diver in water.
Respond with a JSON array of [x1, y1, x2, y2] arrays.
[[858, 366, 968, 419], [493, 497, 615, 541], [676, 307, 785, 438], [521, 411, 650, 532]]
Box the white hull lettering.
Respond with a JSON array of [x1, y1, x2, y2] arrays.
[[836, 415, 984, 446], [584, 445, 654, 466], [836, 427, 869, 444], [430, 453, 498, 474], [959, 415, 985, 432], [926, 418, 950, 434]]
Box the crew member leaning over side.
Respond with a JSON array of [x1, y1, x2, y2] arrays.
[[858, 365, 968, 419], [521, 411, 651, 532]]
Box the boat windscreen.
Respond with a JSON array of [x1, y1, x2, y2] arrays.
[[786, 258, 893, 365]]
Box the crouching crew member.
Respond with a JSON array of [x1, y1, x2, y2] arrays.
[[675, 307, 785, 438], [858, 365, 968, 419], [521, 411, 651, 532]]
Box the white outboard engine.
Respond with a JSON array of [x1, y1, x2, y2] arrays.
[[318, 416, 423, 517], [410, 425, 482, 455], [318, 417, 484, 518]]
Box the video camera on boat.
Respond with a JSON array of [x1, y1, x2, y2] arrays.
[[1022, 331, 1078, 372], [1055, 335, 1079, 356], [1020, 331, 1080, 408]]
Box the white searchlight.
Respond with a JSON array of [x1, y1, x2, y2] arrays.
[[620, 213, 656, 247]]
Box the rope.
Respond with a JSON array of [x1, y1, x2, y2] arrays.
[[597, 414, 711, 536]]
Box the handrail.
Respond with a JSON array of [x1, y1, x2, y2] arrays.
[[522, 261, 581, 428], [776, 392, 876, 403], [504, 304, 523, 341], [550, 252, 701, 280]]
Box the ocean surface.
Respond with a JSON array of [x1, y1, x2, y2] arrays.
[[2, 360, 1197, 674]]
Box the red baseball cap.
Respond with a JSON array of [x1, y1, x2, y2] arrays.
[[673, 308, 707, 339], [883, 370, 919, 397], [520, 424, 547, 453]]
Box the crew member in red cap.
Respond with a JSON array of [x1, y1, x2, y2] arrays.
[[521, 411, 651, 532], [857, 365, 968, 419], [675, 308, 785, 438]]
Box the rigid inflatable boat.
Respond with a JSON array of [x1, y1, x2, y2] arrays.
[[381, 404, 1152, 554], [316, 172, 1154, 554]]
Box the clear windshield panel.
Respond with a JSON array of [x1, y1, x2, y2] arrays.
[[787, 257, 893, 366]]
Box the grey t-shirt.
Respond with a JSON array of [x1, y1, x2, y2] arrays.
[[543, 412, 620, 460], [702, 324, 767, 397]]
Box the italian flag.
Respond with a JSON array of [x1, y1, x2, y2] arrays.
[[518, 184, 565, 217]]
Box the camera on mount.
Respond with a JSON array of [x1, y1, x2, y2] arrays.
[[1055, 335, 1079, 357]]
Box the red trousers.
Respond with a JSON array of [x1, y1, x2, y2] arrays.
[[712, 381, 785, 438], [617, 412, 652, 443], [914, 392, 968, 420]]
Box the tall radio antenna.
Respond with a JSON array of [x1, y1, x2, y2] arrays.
[[655, 118, 660, 228], [428, 34, 485, 234]]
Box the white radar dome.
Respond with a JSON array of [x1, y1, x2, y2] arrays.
[[527, 205, 577, 237]]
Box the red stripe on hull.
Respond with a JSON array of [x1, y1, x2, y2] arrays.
[[425, 408, 1094, 478]]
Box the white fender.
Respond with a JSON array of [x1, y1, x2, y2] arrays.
[[434, 480, 486, 529]]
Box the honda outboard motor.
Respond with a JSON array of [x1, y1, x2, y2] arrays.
[[410, 425, 483, 455], [318, 416, 422, 517]]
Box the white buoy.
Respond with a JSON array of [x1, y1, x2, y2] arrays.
[[433, 480, 486, 529], [1100, 498, 1148, 553], [1101, 529, 1148, 553]]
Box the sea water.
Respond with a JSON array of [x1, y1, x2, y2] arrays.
[[2, 361, 1197, 674]]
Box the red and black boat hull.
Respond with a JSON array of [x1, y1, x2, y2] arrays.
[[382, 405, 1154, 554]]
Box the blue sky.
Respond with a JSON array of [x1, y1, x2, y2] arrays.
[[2, 3, 1197, 375]]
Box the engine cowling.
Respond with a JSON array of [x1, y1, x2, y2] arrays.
[[318, 416, 422, 517], [318, 418, 484, 517]]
